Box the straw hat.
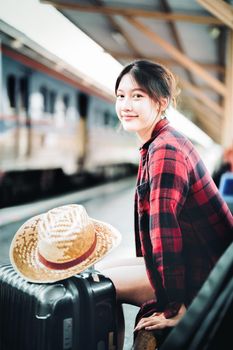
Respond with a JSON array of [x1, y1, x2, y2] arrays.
[[10, 204, 121, 283]]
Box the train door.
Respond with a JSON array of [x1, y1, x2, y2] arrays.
[[77, 92, 89, 169], [6, 74, 18, 158], [18, 75, 31, 157], [6, 73, 30, 158]]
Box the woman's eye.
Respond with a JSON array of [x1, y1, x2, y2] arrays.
[[116, 94, 124, 99], [133, 94, 143, 99]]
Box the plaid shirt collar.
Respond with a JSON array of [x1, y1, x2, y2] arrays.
[[140, 117, 170, 152]]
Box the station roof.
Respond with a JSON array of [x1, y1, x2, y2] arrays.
[[41, 0, 233, 145]]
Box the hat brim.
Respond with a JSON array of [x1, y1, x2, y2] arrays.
[[9, 215, 121, 283]]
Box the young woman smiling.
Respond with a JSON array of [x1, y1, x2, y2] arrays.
[[101, 60, 233, 349]]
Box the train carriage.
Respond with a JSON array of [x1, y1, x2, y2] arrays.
[[0, 21, 139, 207]]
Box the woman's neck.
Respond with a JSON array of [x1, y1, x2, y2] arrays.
[[137, 113, 162, 144]]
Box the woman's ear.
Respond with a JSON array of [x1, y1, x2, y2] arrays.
[[160, 97, 169, 113]]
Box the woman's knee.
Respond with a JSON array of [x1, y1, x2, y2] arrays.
[[101, 264, 154, 306]]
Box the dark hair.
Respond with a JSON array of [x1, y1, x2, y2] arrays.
[[115, 60, 179, 111]]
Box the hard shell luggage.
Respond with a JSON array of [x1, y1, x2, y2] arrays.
[[0, 264, 117, 350]]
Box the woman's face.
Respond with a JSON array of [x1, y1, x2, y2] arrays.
[[115, 73, 161, 142]]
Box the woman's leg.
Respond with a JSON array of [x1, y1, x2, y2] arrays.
[[99, 257, 155, 349], [96, 256, 145, 270]]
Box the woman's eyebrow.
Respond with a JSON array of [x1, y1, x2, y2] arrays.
[[116, 88, 144, 93], [132, 88, 146, 93]]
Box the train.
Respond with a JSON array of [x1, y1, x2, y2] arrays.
[[0, 21, 140, 207], [0, 20, 220, 208]]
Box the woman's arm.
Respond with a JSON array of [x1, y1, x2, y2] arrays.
[[148, 145, 189, 315]]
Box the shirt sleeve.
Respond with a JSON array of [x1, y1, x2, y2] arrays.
[[148, 144, 189, 316]]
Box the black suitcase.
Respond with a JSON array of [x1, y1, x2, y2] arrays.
[[0, 264, 117, 350]]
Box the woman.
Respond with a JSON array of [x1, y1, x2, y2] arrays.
[[100, 60, 233, 349]]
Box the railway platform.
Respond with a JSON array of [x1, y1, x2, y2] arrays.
[[0, 176, 139, 350]]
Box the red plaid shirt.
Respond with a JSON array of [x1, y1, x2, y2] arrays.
[[135, 118, 233, 319]]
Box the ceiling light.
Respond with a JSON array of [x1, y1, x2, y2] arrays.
[[208, 26, 221, 39], [11, 38, 23, 49]]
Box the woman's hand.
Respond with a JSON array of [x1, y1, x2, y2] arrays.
[[134, 304, 186, 331]]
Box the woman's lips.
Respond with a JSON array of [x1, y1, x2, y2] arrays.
[[122, 114, 138, 121]]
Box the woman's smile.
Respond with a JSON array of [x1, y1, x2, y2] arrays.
[[115, 73, 162, 142], [121, 114, 138, 121]]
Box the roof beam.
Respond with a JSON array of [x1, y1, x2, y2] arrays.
[[40, 1, 223, 25], [159, 0, 195, 84], [197, 118, 220, 144], [109, 21, 140, 56], [90, 0, 141, 56], [179, 78, 223, 116], [125, 16, 226, 96], [197, 0, 233, 30], [189, 99, 221, 143], [108, 52, 225, 73]]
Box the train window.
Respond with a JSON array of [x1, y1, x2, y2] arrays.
[[110, 112, 119, 127], [19, 77, 29, 111], [77, 93, 89, 120], [40, 86, 48, 113], [63, 94, 69, 116], [104, 110, 110, 126], [7, 74, 16, 108], [49, 91, 56, 114]]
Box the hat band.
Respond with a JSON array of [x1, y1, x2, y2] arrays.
[[38, 235, 97, 270]]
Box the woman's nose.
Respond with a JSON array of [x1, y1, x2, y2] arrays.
[[122, 97, 132, 110]]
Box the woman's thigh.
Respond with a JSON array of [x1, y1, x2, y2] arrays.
[[100, 259, 155, 307], [96, 256, 144, 270]]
